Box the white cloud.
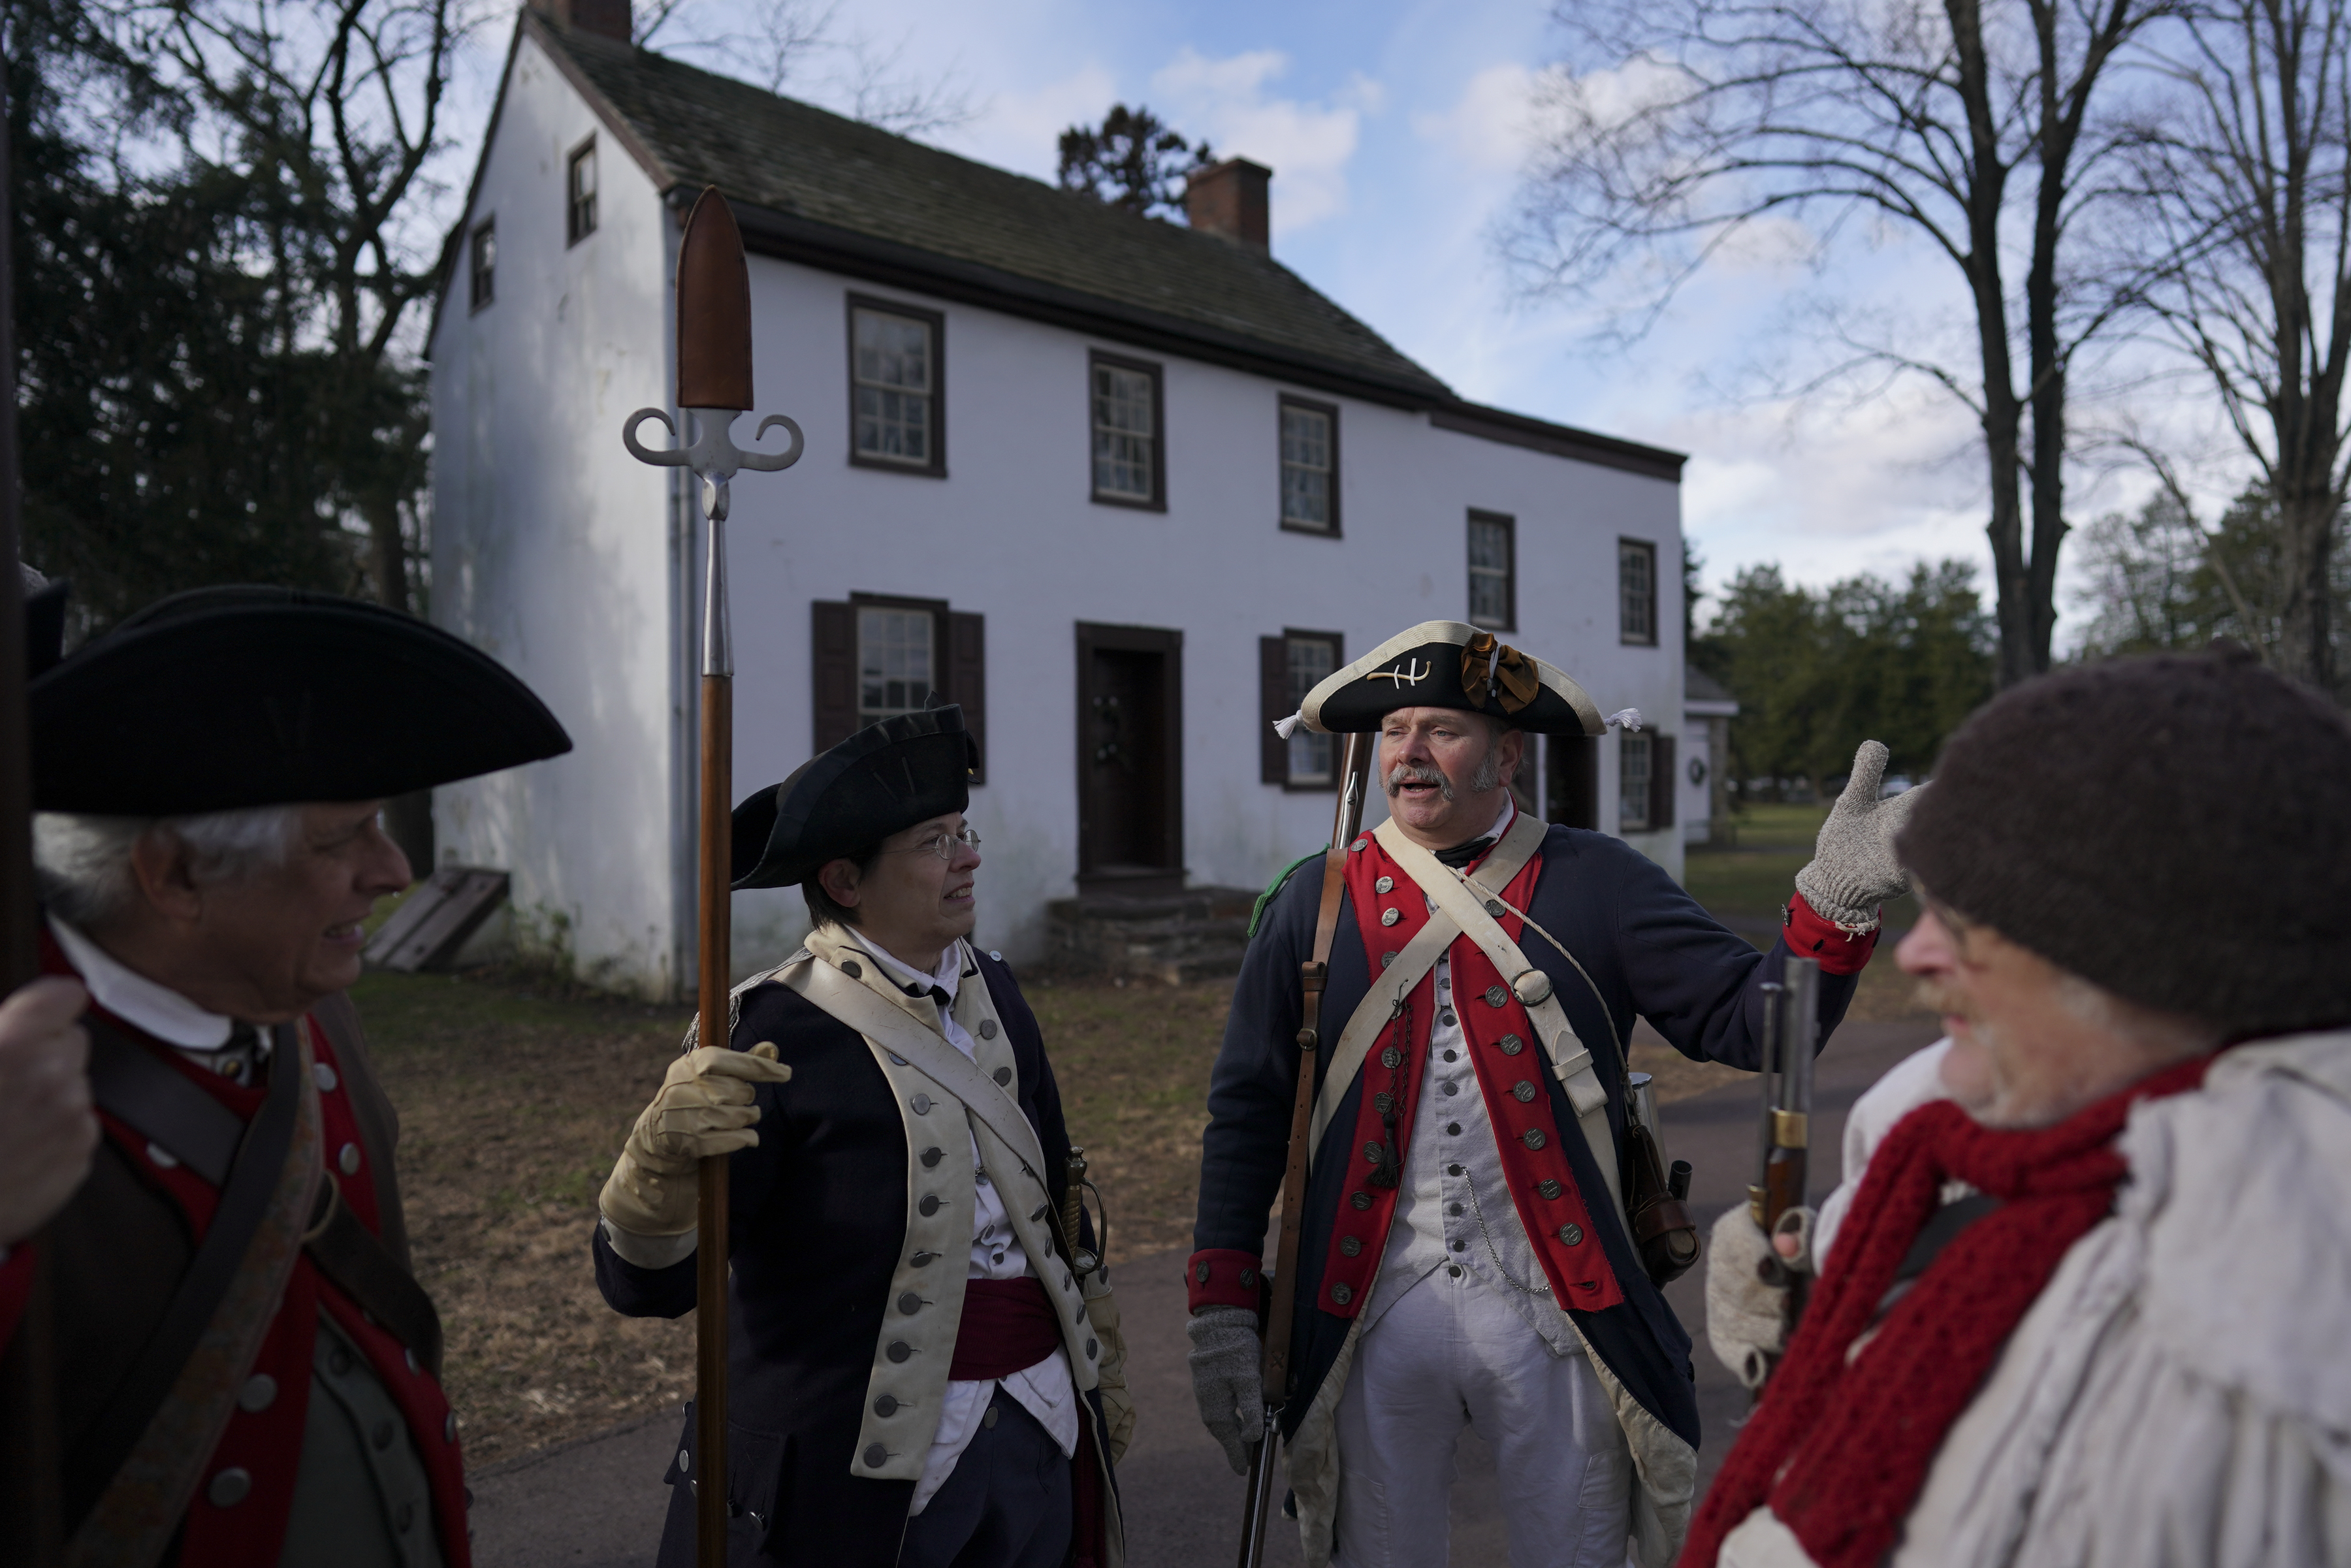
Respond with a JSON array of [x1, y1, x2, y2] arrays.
[[945, 61, 1121, 181], [1411, 62, 1543, 173], [1147, 48, 1369, 234]]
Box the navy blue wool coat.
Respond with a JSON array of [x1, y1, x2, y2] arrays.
[[1195, 826, 1859, 1448], [594, 950, 1106, 1567]]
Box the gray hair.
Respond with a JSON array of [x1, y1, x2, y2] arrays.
[[34, 807, 303, 929]]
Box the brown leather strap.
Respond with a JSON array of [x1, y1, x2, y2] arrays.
[[302, 1177, 445, 1377]]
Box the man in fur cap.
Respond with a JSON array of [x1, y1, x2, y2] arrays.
[[1694, 646, 2351, 1568]]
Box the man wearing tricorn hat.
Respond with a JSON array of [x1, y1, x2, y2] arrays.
[[2, 584, 573, 1567], [593, 705, 1131, 1567], [1688, 647, 2351, 1568], [1188, 621, 1917, 1567]]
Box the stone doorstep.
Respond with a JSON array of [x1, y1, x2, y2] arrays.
[[1044, 886, 1260, 983]]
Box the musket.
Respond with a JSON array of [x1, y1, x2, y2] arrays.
[[0, 70, 63, 1567], [622, 187, 804, 1568], [1748, 957, 1819, 1330], [1237, 730, 1371, 1568]]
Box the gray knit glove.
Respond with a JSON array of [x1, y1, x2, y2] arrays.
[[1794, 741, 1927, 929], [1187, 1305, 1262, 1475]]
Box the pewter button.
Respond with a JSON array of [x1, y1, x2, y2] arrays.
[[1330, 1283, 1352, 1304], [1086, 1339, 1098, 1358], [1351, 1192, 1372, 1210], [1381, 908, 1400, 927], [1499, 1034, 1524, 1056], [1239, 1267, 1256, 1285], [1441, 1081, 1458, 1096], [1538, 1179, 1563, 1200], [888, 1053, 908, 1066], [864, 1443, 888, 1468], [1381, 1047, 1403, 1069], [978, 1019, 999, 1040], [1522, 1129, 1548, 1150], [1450, 1239, 1466, 1252], [206, 1467, 251, 1507], [899, 1292, 923, 1315], [313, 1063, 339, 1093], [874, 1394, 899, 1416], [1030, 1203, 1049, 1222], [993, 1066, 1012, 1085], [983, 1405, 1000, 1428], [1448, 1202, 1463, 1217], [1446, 1122, 1461, 1136], [1484, 986, 1507, 1008], [1440, 1010, 1456, 1027], [919, 1195, 941, 1216], [406, 1349, 421, 1374], [1363, 1142, 1384, 1163], [1559, 1223, 1585, 1245], [1375, 876, 1394, 893], [1196, 1262, 1211, 1283], [443, 1412, 456, 1441], [1486, 899, 1506, 918], [338, 1142, 362, 1175], [1339, 1236, 1362, 1256], [842, 961, 864, 978], [921, 1147, 943, 1167], [1513, 1080, 1538, 1102], [238, 1374, 276, 1412], [679, 1448, 690, 1471], [1351, 837, 1369, 852], [887, 1341, 912, 1363], [1381, 951, 1397, 968], [912, 1251, 940, 1265], [146, 1142, 180, 1169], [910, 1093, 932, 1114]]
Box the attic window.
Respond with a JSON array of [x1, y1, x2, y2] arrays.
[[848, 297, 945, 476], [566, 138, 597, 246], [1279, 396, 1338, 534], [469, 219, 495, 312]]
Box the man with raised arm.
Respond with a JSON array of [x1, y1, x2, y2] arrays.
[[1691, 647, 2351, 1568], [4, 585, 572, 1567], [593, 707, 1131, 1568], [1187, 620, 1916, 1568]]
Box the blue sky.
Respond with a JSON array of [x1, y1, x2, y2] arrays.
[[446, 0, 2225, 637]]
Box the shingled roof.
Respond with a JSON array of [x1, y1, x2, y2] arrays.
[[529, 14, 1452, 406], [480, 12, 1685, 477]]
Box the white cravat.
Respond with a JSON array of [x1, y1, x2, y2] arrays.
[[48, 916, 236, 1049], [852, 935, 1080, 1512]]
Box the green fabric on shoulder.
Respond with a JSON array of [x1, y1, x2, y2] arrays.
[[1249, 850, 1328, 938]]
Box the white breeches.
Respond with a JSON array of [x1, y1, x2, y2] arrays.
[[1332, 1268, 1631, 1568]]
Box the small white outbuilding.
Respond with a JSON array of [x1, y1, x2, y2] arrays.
[[426, 1, 1691, 997]]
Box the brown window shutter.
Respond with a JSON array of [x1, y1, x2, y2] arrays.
[[949, 610, 986, 784], [811, 600, 857, 753], [1260, 637, 1289, 784], [1650, 735, 1677, 830]]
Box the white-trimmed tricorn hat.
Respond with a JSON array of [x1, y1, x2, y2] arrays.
[[1295, 620, 1607, 736]]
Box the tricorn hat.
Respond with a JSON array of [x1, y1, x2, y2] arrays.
[[1296, 620, 1606, 736], [731, 705, 978, 889], [29, 586, 572, 814]]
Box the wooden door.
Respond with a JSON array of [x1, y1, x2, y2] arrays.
[[1075, 622, 1184, 895]]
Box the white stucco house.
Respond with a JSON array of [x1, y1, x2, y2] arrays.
[[426, 0, 1691, 997]]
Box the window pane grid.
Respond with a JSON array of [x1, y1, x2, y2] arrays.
[[568, 142, 597, 244], [1620, 734, 1652, 830], [1469, 515, 1512, 628], [857, 608, 935, 724], [1281, 406, 1332, 529], [853, 310, 933, 464], [1620, 541, 1655, 644], [1091, 364, 1155, 500], [1286, 635, 1337, 784], [470, 223, 495, 310]]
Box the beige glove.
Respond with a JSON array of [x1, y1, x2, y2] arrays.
[[599, 1043, 792, 1237], [1084, 1277, 1136, 1465], [1795, 740, 1928, 929], [1704, 1204, 1813, 1390]]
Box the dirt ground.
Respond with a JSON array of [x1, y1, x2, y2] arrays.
[[363, 841, 1930, 1465]]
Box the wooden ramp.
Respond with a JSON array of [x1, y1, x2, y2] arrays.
[[366, 866, 509, 972]]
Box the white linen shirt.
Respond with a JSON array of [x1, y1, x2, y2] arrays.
[[50, 915, 237, 1049], [852, 936, 1079, 1514]]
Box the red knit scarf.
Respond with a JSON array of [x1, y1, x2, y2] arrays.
[[1680, 1052, 2216, 1568]]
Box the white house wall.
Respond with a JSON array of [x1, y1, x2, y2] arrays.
[[429, 44, 1685, 995], [428, 31, 688, 997]]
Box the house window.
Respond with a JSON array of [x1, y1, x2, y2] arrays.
[[812, 597, 987, 780], [1618, 731, 1676, 833], [1260, 630, 1343, 788], [469, 220, 496, 311], [1468, 510, 1515, 630], [1089, 353, 1164, 507], [1620, 539, 1657, 646], [1279, 396, 1339, 534], [848, 297, 944, 475], [1620, 733, 1652, 831], [567, 138, 598, 245]]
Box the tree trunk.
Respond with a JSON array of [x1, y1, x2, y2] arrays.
[[365, 492, 407, 613], [2277, 485, 2341, 687]]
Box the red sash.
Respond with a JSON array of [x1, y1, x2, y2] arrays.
[[949, 1276, 1063, 1381]]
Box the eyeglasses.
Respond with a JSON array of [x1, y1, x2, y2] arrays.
[[893, 825, 981, 861]]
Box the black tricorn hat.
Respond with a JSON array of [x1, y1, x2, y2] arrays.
[[29, 586, 572, 814], [731, 706, 978, 889], [1298, 620, 1605, 736]]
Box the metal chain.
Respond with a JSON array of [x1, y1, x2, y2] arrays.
[[1460, 1157, 1553, 1296]]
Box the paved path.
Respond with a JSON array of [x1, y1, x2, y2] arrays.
[[468, 1018, 1940, 1566]]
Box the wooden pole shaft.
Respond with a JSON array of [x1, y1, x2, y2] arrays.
[[695, 671, 731, 1568]]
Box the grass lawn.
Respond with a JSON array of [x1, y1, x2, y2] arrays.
[[366, 822, 1930, 1464]]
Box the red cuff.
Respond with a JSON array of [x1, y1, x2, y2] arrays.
[[1185, 1248, 1265, 1314], [1783, 891, 1879, 976], [0, 1241, 38, 1352]]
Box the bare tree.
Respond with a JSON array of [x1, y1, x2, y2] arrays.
[[647, 0, 974, 137], [1514, 0, 2167, 685], [100, 0, 476, 613], [2125, 0, 2350, 688]]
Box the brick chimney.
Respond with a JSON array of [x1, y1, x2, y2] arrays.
[[531, 0, 631, 42], [1185, 158, 1271, 248]]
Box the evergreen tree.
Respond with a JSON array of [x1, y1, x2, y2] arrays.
[[1057, 104, 1212, 218]]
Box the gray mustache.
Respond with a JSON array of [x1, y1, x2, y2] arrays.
[[1384, 762, 1455, 801]]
